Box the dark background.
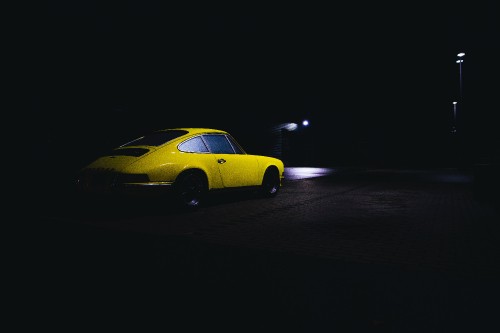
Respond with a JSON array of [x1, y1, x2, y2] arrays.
[[19, 1, 500, 175]]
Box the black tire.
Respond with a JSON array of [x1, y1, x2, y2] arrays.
[[261, 168, 280, 198], [175, 171, 207, 209]]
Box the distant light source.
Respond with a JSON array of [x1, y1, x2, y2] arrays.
[[455, 53, 465, 104], [272, 122, 299, 131], [283, 123, 298, 131], [302, 120, 309, 126], [452, 101, 458, 133]]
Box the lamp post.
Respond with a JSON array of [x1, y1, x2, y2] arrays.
[[456, 52, 465, 101], [453, 52, 465, 139], [452, 101, 457, 133]]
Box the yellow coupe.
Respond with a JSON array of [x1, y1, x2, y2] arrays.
[[76, 128, 285, 208]]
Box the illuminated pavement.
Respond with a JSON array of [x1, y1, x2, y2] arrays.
[[284, 167, 336, 180]]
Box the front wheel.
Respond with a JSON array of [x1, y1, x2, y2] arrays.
[[174, 171, 207, 209], [260, 169, 280, 198]]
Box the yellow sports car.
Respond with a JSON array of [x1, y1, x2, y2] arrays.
[[75, 128, 285, 208]]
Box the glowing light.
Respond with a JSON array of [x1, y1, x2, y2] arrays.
[[302, 120, 309, 126], [284, 167, 336, 180], [283, 123, 298, 131], [456, 59, 463, 63], [457, 52, 465, 57], [453, 101, 457, 105]]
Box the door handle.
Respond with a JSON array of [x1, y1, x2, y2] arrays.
[[218, 158, 226, 164]]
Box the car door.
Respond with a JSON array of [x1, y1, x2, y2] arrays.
[[202, 134, 260, 188]]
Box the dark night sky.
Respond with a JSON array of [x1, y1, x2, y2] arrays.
[[21, 1, 500, 170]]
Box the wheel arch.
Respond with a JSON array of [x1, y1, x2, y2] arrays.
[[175, 168, 209, 189], [263, 165, 280, 178]]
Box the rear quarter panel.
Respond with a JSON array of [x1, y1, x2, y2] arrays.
[[124, 148, 225, 189]]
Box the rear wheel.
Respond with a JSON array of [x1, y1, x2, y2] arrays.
[[261, 168, 280, 198], [175, 171, 207, 208]]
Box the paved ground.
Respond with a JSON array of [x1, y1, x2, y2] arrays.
[[13, 168, 500, 332]]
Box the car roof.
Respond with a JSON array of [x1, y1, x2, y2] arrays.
[[167, 128, 229, 135]]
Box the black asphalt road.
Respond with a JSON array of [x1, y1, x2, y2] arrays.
[[13, 168, 500, 332]]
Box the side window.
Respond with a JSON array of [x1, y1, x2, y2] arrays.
[[227, 135, 245, 154], [178, 136, 209, 153], [203, 134, 235, 154]]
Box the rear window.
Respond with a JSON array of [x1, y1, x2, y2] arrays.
[[120, 130, 188, 147], [178, 136, 210, 153]]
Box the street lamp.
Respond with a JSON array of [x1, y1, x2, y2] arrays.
[[456, 52, 465, 101], [452, 101, 457, 133]]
